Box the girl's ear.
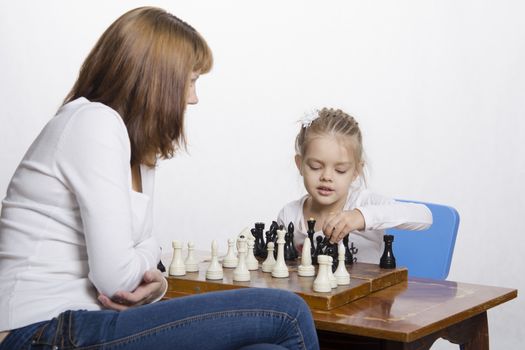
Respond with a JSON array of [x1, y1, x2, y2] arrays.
[[352, 161, 365, 181], [294, 154, 303, 175]]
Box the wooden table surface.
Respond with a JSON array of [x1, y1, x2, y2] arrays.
[[162, 252, 517, 349], [312, 277, 516, 342]]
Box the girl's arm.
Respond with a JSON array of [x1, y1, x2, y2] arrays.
[[55, 104, 159, 298], [355, 191, 433, 231]]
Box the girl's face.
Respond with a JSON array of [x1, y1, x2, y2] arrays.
[[296, 135, 358, 211]]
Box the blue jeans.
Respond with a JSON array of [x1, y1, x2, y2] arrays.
[[1, 288, 319, 350]]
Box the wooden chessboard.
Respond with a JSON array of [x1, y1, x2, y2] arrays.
[[165, 258, 407, 310]]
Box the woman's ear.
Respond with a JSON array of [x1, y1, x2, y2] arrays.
[[295, 154, 303, 175]]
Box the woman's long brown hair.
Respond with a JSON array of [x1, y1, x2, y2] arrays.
[[64, 7, 213, 166]]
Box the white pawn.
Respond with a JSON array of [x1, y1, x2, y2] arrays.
[[328, 256, 338, 289], [169, 240, 186, 276], [206, 240, 223, 280], [222, 238, 238, 268], [298, 238, 315, 277], [233, 235, 251, 281], [262, 242, 276, 272], [334, 244, 350, 285], [271, 229, 289, 278], [313, 255, 331, 293], [185, 241, 199, 272], [246, 238, 259, 270]]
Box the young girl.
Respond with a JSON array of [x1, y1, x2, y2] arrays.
[[278, 108, 432, 263], [0, 7, 319, 349]]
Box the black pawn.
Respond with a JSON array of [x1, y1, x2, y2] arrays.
[[324, 243, 338, 272], [380, 234, 396, 269]]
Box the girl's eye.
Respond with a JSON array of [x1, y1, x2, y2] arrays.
[[336, 169, 348, 174], [308, 165, 321, 171]]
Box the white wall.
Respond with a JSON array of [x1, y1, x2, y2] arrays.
[[1, 1, 523, 348]]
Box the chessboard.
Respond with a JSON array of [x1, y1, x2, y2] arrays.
[[165, 258, 407, 310]]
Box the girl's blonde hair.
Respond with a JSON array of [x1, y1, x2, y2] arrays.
[[295, 108, 364, 176], [64, 7, 213, 166]]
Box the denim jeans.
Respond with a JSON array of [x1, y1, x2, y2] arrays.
[[1, 288, 319, 350]]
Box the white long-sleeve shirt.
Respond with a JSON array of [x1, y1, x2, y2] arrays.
[[277, 179, 433, 264], [0, 97, 160, 331]]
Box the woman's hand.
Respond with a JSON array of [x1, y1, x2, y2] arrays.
[[98, 269, 167, 311], [322, 209, 365, 244]]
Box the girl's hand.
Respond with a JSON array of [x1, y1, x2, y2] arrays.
[[98, 269, 167, 311], [322, 209, 365, 244]]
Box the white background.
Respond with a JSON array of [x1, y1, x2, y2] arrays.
[[1, 1, 523, 349]]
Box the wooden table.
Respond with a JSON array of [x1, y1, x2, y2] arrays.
[[163, 255, 517, 349], [312, 278, 516, 350]]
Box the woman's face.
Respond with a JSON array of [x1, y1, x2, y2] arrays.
[[187, 72, 200, 105]]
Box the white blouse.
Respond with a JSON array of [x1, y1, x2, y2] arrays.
[[0, 98, 160, 331], [277, 179, 433, 264]]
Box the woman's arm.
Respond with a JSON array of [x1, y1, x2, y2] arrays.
[[55, 104, 159, 297]]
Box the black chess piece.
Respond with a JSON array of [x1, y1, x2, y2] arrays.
[[287, 222, 298, 259], [306, 218, 316, 257], [324, 242, 338, 272], [312, 236, 324, 265], [343, 236, 358, 264], [252, 222, 266, 258], [284, 228, 295, 261], [157, 259, 166, 273], [379, 234, 396, 269], [268, 221, 279, 243]]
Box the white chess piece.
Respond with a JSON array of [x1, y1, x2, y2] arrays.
[[236, 227, 251, 250], [185, 241, 199, 272], [298, 238, 315, 277], [328, 256, 338, 288], [233, 235, 251, 281], [169, 240, 186, 276], [262, 242, 276, 272], [246, 237, 259, 270], [271, 229, 289, 278], [222, 238, 238, 268], [206, 240, 224, 280], [334, 244, 350, 285], [313, 255, 331, 292]]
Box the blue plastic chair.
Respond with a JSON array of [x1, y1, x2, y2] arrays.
[[386, 200, 460, 280]]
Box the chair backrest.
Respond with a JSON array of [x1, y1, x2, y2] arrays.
[[386, 200, 460, 280]]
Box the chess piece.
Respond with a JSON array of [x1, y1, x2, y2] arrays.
[[268, 221, 279, 243], [222, 238, 238, 268], [185, 241, 199, 272], [253, 222, 266, 258], [271, 229, 289, 278], [327, 256, 338, 289], [334, 244, 350, 285], [343, 235, 358, 264], [324, 242, 338, 272], [246, 238, 259, 270], [307, 218, 316, 257], [313, 236, 330, 265], [233, 235, 250, 281], [298, 237, 315, 277], [262, 242, 277, 272], [313, 255, 331, 293], [380, 234, 396, 269], [284, 227, 295, 261], [169, 240, 186, 276], [206, 240, 223, 280], [287, 222, 298, 259]]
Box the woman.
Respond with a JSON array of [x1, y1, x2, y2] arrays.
[[0, 7, 319, 349]]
